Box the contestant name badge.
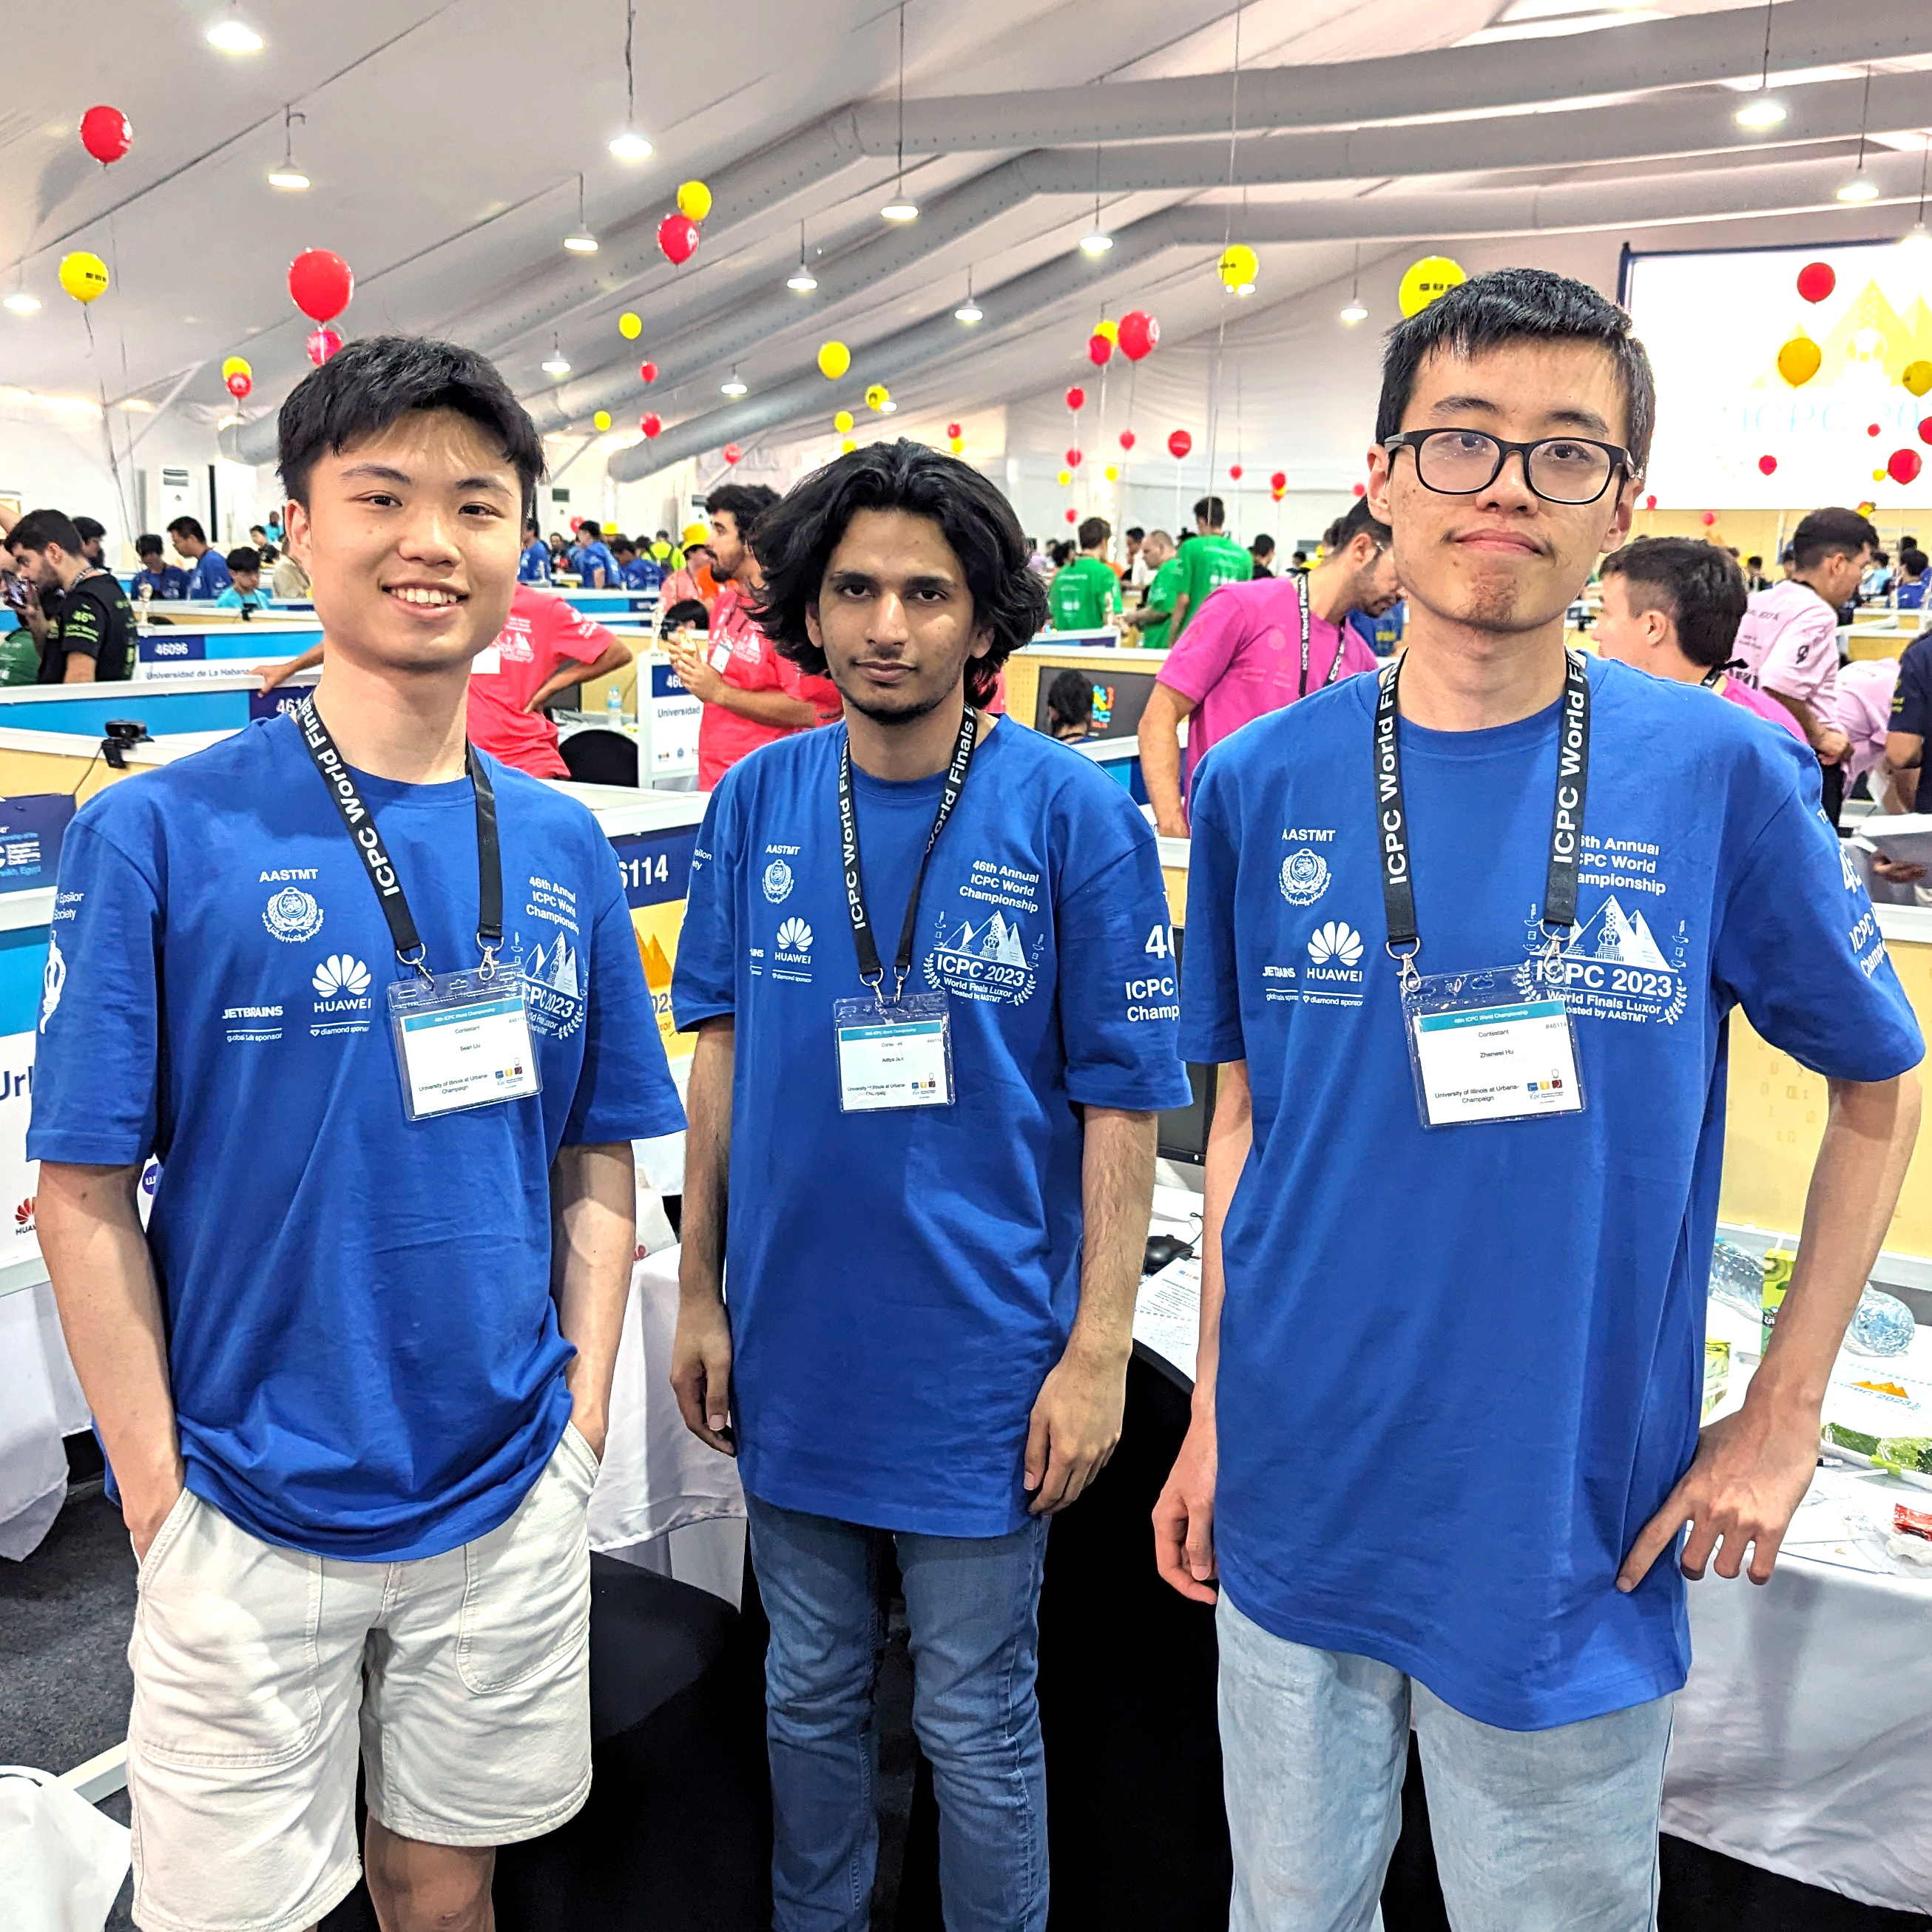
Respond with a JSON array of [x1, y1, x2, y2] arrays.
[[832, 991, 954, 1112], [387, 959, 543, 1121], [1403, 965, 1584, 1130], [709, 640, 734, 674]]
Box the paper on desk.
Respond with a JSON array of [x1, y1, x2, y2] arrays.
[[1860, 813, 1932, 868], [1134, 1252, 1201, 1386]]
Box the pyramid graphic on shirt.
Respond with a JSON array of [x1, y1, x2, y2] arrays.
[[1571, 894, 1669, 969], [943, 910, 1028, 965], [530, 935, 579, 999]]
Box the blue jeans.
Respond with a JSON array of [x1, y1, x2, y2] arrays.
[[746, 1494, 1050, 1932], [1217, 1592, 1673, 1932]]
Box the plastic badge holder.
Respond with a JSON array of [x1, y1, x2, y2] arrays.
[[1401, 959, 1585, 1132], [832, 990, 954, 1113], [387, 953, 542, 1122]]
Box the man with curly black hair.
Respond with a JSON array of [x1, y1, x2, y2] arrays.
[[670, 440, 1189, 1931]]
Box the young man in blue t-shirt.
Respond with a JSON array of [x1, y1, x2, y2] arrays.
[[167, 513, 234, 599], [132, 532, 189, 601], [32, 335, 683, 1932], [517, 514, 552, 583], [1155, 268, 1924, 1924], [572, 517, 618, 589], [671, 442, 1190, 1931]]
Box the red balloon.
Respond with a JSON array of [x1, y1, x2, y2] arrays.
[[79, 106, 132, 166], [1087, 334, 1113, 367], [1796, 261, 1835, 305], [1269, 470, 1286, 490], [1920, 416, 1932, 445], [305, 327, 343, 366], [1167, 429, 1192, 460], [1701, 511, 1717, 526], [1066, 447, 1083, 467], [288, 249, 354, 322], [640, 412, 662, 437], [946, 422, 962, 439], [1757, 453, 1777, 476], [1118, 430, 1136, 451], [1351, 482, 1367, 498], [226, 371, 252, 399], [1064, 507, 1078, 524], [658, 215, 700, 266], [1644, 493, 1658, 509], [1118, 310, 1159, 362], [1888, 447, 1924, 485], [1065, 386, 1086, 411], [570, 516, 583, 530], [723, 443, 742, 466], [1229, 464, 1243, 481], [638, 361, 658, 384], [1868, 422, 1882, 437]]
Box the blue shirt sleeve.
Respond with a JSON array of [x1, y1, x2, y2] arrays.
[[27, 814, 163, 1166], [670, 783, 740, 1028], [1055, 805, 1194, 1111], [1177, 771, 1248, 1066], [563, 859, 686, 1145], [1712, 773, 1924, 1083]]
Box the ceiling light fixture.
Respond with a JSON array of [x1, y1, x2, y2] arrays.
[[1900, 140, 1932, 260], [1078, 146, 1112, 254], [4, 286, 41, 315], [267, 105, 309, 189], [954, 267, 983, 323], [564, 172, 599, 253], [879, 399, 897, 413], [1734, 2, 1785, 131], [1836, 65, 1878, 203], [720, 369, 749, 397], [1340, 244, 1367, 322], [608, 4, 654, 158], [541, 335, 571, 376], [205, 7, 263, 53], [787, 218, 818, 292], [881, 3, 918, 221]]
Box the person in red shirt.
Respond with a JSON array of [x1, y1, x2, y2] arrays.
[[466, 582, 633, 777], [667, 485, 839, 789]]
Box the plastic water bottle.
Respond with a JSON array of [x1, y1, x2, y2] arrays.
[[607, 681, 624, 726]]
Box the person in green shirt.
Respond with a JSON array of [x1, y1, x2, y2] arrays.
[[1117, 530, 1179, 648], [1049, 516, 1119, 630], [1169, 495, 1252, 641]]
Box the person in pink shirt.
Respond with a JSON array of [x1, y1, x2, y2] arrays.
[[1137, 496, 1402, 835], [1831, 655, 1903, 808], [1592, 537, 1809, 747]]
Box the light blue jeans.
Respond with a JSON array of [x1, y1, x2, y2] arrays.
[[1217, 1592, 1672, 1932], [746, 1494, 1050, 1932]]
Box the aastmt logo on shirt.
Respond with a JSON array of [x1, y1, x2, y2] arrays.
[[1279, 849, 1331, 907], [763, 859, 794, 905], [263, 886, 325, 943]]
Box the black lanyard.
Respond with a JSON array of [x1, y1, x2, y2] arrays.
[[1289, 569, 1329, 699], [293, 695, 502, 977], [1374, 649, 1590, 989], [838, 703, 979, 1004]]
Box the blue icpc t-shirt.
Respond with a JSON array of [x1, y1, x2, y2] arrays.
[[517, 538, 552, 584], [623, 557, 666, 593], [673, 719, 1192, 1536], [1181, 657, 1923, 1730], [185, 550, 232, 599], [574, 542, 618, 587], [27, 712, 684, 1561], [132, 564, 189, 601]]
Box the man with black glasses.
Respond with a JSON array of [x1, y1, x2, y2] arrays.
[[1155, 268, 1922, 1926]]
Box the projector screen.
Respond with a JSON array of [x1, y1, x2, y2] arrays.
[[1623, 239, 1932, 510]]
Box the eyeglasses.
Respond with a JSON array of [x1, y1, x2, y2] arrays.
[[1383, 429, 1632, 506]]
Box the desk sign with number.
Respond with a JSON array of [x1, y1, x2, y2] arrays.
[[1404, 968, 1584, 1130], [387, 965, 543, 1121], [833, 993, 955, 1112]]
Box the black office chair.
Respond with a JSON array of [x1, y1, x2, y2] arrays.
[[559, 729, 638, 788]]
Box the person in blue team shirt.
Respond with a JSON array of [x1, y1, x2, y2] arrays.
[[212, 544, 272, 612], [518, 513, 552, 583], [671, 441, 1190, 1932], [132, 533, 189, 601], [1155, 268, 1924, 1928], [31, 334, 683, 1932], [612, 533, 665, 593], [572, 517, 618, 589], [166, 513, 234, 599]]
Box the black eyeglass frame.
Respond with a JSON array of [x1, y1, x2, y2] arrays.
[[1382, 429, 1635, 506]]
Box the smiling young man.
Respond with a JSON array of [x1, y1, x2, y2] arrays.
[[1153, 269, 1922, 1928], [669, 442, 1189, 1931], [30, 335, 683, 1932]]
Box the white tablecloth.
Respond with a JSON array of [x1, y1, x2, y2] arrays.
[[0, 1280, 90, 1561]]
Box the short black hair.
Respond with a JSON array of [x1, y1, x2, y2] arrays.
[[1873, 550, 1890, 567], [1125, 526, 1145, 541], [1598, 536, 1746, 670], [1901, 547, 1929, 578], [753, 439, 1048, 709], [1325, 496, 1394, 553], [248, 523, 267, 537], [136, 533, 164, 557], [1250, 533, 1275, 557], [1078, 516, 1111, 550], [1746, 554, 1763, 569], [166, 515, 206, 544], [72, 516, 106, 544], [522, 516, 540, 537], [276, 334, 544, 513], [706, 482, 780, 539], [659, 597, 710, 638], [1047, 539, 1074, 569], [6, 509, 84, 557], [225, 547, 261, 574], [1193, 496, 1226, 527], [577, 519, 601, 540], [1047, 668, 1095, 732], [1376, 266, 1655, 473], [612, 535, 636, 556], [1790, 507, 1879, 573]]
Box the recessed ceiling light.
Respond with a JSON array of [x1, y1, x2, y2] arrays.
[[1079, 229, 1114, 256], [268, 166, 309, 191], [720, 372, 749, 397], [954, 300, 983, 323], [1735, 95, 1788, 129], [1837, 177, 1880, 203], [4, 291, 42, 315], [882, 198, 919, 223], [608, 129, 653, 161], [1340, 297, 1368, 323], [206, 17, 263, 53]]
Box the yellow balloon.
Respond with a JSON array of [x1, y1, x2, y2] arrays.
[[1776, 334, 1823, 387], [1874, 467, 1888, 482], [1057, 468, 1073, 486], [840, 437, 857, 453], [833, 409, 854, 433], [1104, 464, 1118, 482], [618, 311, 642, 340], [1858, 499, 1877, 516], [1218, 243, 1258, 289], [58, 251, 109, 305], [949, 437, 965, 454], [593, 410, 612, 431], [220, 355, 249, 380], [865, 383, 890, 411], [1903, 359, 1932, 398], [676, 180, 712, 223], [1397, 255, 1466, 318], [1093, 318, 1119, 344], [818, 340, 851, 380]]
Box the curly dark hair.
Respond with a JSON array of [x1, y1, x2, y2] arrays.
[[751, 440, 1047, 709]]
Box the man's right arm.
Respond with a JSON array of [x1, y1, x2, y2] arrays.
[[257, 642, 325, 692], [670, 1019, 737, 1453], [1763, 685, 1849, 763], [1138, 683, 1198, 840], [37, 1161, 183, 1558]]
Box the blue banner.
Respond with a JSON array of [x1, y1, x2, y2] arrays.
[[609, 828, 699, 908], [0, 794, 77, 888]]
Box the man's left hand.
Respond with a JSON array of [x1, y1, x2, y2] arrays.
[[1617, 1398, 1822, 1592], [1023, 1341, 1128, 1515]]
